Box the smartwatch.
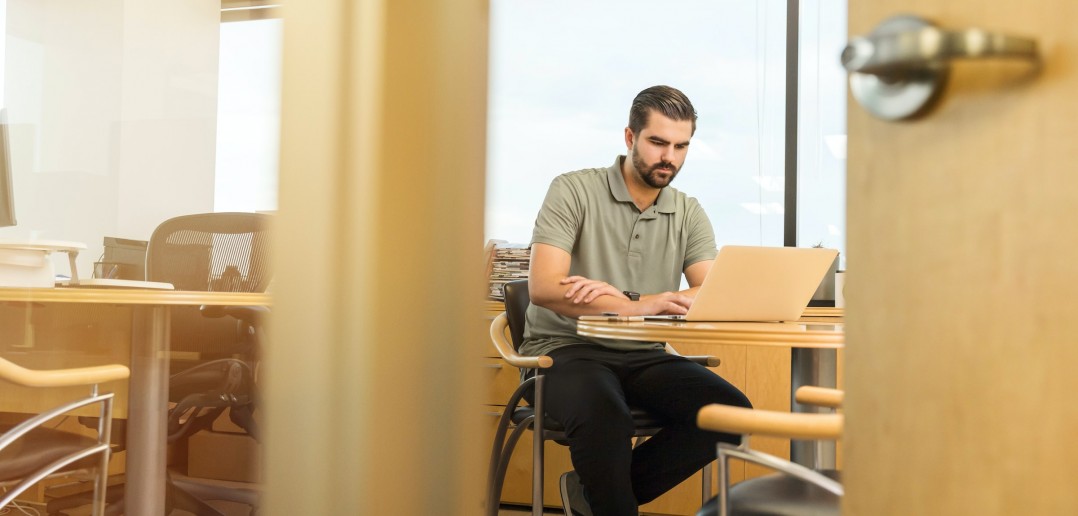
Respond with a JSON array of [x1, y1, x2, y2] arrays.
[[622, 290, 640, 301]]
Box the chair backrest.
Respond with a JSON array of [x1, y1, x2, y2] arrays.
[[502, 280, 530, 351], [146, 212, 272, 356], [146, 212, 272, 292]]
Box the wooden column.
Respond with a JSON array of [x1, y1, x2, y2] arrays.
[[265, 1, 489, 514]]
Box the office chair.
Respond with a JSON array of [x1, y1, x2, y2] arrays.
[[0, 356, 129, 516], [695, 386, 844, 516], [47, 212, 271, 516], [146, 212, 270, 452], [47, 358, 260, 516], [486, 279, 721, 516], [149, 212, 272, 362]]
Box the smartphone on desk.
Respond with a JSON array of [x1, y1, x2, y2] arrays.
[[578, 314, 645, 322]]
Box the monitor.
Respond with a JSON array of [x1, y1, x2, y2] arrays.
[[0, 109, 15, 228]]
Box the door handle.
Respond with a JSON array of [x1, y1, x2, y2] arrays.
[[843, 15, 1039, 120]]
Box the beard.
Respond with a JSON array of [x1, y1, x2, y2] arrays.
[[631, 145, 680, 189]]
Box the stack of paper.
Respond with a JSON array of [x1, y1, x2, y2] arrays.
[[486, 242, 530, 301]]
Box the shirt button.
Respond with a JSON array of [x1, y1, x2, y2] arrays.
[[634, 234, 640, 240]]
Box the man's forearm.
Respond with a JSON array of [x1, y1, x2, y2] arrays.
[[527, 242, 705, 318], [534, 285, 703, 318], [533, 291, 635, 318]]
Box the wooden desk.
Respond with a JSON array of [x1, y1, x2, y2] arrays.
[[484, 303, 843, 514], [576, 318, 843, 349], [0, 287, 270, 516], [577, 313, 846, 500], [576, 316, 844, 417]]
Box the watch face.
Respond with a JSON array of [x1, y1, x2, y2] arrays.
[[623, 290, 640, 301]]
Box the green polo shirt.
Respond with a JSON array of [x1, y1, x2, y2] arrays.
[[519, 155, 718, 357]]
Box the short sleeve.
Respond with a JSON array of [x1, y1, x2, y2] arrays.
[[683, 198, 718, 268], [531, 175, 581, 253]]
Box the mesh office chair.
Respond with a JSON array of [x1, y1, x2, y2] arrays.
[[487, 279, 721, 516], [47, 212, 270, 516], [695, 386, 844, 516], [149, 212, 272, 363], [151, 212, 270, 515], [0, 357, 128, 516]]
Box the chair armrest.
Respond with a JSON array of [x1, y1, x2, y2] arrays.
[[663, 343, 721, 367], [200, 304, 269, 325], [0, 357, 129, 388], [795, 386, 844, 409], [683, 355, 721, 367], [489, 312, 552, 370], [697, 404, 843, 440]]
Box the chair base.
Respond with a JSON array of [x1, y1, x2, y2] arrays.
[[45, 470, 260, 516], [696, 470, 841, 516]]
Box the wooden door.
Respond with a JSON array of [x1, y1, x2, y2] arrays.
[[845, 1, 1078, 514]]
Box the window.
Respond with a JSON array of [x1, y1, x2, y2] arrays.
[[214, 17, 282, 213], [486, 0, 847, 267], [796, 0, 847, 265], [486, 0, 789, 247]]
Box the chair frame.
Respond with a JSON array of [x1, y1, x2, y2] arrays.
[[486, 311, 557, 516], [0, 359, 127, 516], [487, 280, 721, 516], [697, 387, 844, 516]]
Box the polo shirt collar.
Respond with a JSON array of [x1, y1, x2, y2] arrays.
[[607, 155, 678, 214]]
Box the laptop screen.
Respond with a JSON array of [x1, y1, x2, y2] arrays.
[[681, 245, 838, 322]]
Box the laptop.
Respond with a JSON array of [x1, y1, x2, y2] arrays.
[[645, 245, 838, 322]]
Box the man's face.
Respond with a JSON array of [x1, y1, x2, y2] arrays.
[[627, 111, 694, 189]]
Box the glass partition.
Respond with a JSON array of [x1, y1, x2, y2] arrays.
[[0, 0, 222, 275]]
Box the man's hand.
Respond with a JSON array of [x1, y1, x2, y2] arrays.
[[560, 276, 625, 304], [640, 291, 694, 315]]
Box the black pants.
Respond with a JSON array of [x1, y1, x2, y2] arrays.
[[525, 344, 752, 516]]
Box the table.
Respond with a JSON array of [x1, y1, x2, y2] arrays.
[[576, 312, 844, 467], [576, 317, 843, 349], [0, 287, 271, 515]]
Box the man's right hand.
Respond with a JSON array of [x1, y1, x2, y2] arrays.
[[640, 291, 693, 316]]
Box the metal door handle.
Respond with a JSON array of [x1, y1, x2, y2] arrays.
[[843, 26, 1036, 75], [843, 15, 1039, 120]]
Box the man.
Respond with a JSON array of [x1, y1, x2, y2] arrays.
[[520, 85, 752, 516]]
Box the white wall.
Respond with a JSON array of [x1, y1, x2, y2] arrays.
[[0, 0, 220, 277]]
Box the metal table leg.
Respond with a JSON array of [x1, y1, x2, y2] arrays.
[[125, 306, 170, 514]]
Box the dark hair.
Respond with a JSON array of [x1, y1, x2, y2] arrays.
[[628, 85, 697, 136]]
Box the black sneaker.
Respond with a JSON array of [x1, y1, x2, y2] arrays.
[[559, 470, 593, 516]]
